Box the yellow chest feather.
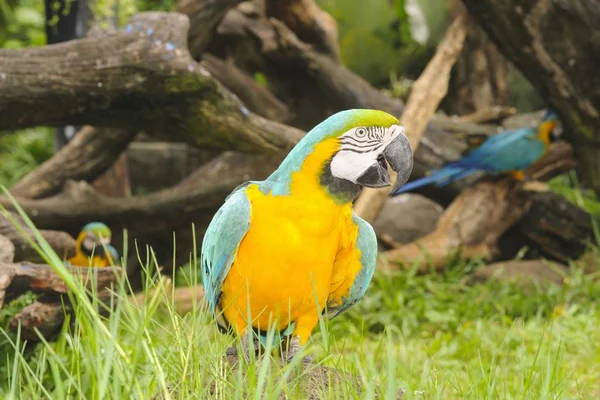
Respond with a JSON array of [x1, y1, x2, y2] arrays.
[[219, 139, 364, 340]]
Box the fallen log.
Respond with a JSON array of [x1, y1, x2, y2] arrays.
[[381, 142, 588, 273], [0, 213, 76, 263], [0, 262, 123, 340], [0, 12, 304, 155], [10, 126, 136, 199]]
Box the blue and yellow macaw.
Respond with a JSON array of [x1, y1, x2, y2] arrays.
[[201, 109, 413, 362], [392, 110, 561, 195], [68, 222, 119, 268]]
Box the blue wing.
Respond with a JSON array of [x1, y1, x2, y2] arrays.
[[326, 214, 378, 319], [393, 127, 546, 195], [458, 127, 545, 172], [201, 184, 252, 317]]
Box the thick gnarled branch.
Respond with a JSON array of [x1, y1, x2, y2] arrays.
[[11, 127, 136, 199], [0, 12, 303, 155], [381, 142, 587, 273]]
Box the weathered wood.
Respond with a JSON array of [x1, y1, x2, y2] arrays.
[[461, 0, 600, 193], [90, 152, 132, 198], [8, 290, 114, 341], [0, 233, 15, 263], [3, 262, 123, 301], [265, 0, 340, 60], [0, 150, 281, 248], [126, 141, 217, 192], [1, 262, 124, 339], [250, 17, 406, 116], [0, 213, 76, 263], [175, 0, 245, 58], [201, 53, 289, 122], [354, 13, 469, 223], [0, 260, 16, 309], [445, 16, 511, 115], [381, 142, 585, 272], [0, 12, 304, 155], [459, 106, 517, 124], [10, 126, 136, 199], [516, 191, 594, 263]]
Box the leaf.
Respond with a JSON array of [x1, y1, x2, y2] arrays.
[[14, 7, 44, 28]]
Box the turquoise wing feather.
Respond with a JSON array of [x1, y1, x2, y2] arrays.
[[395, 127, 546, 194], [201, 185, 252, 316], [326, 214, 378, 319], [459, 127, 546, 172]]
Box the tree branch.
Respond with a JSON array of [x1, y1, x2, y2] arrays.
[[354, 13, 469, 223], [381, 142, 586, 273], [201, 53, 289, 122], [10, 127, 136, 199], [265, 0, 340, 61], [0, 12, 303, 154]]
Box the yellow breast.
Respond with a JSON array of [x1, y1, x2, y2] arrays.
[[219, 139, 363, 341], [68, 232, 111, 268]]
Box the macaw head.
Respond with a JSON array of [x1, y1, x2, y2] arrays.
[[275, 109, 413, 200], [77, 222, 112, 255], [541, 108, 562, 143]]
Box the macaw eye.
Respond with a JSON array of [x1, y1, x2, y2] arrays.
[[355, 128, 367, 138]]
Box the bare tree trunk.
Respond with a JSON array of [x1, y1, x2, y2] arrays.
[[445, 18, 511, 115]]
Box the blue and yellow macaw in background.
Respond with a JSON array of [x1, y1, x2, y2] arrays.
[[392, 110, 561, 195], [68, 222, 119, 268], [201, 109, 413, 362]]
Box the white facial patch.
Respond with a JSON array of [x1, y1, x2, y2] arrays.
[[82, 237, 95, 251], [330, 124, 405, 183]]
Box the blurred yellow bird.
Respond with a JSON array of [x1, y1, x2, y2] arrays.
[[68, 222, 119, 267]]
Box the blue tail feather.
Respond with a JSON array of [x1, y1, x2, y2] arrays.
[[433, 168, 478, 187], [392, 166, 464, 195]]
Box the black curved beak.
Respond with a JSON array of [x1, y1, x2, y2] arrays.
[[355, 128, 413, 193], [384, 130, 413, 194]]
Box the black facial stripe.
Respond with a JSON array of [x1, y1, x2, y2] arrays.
[[340, 136, 379, 146], [340, 143, 384, 154], [340, 140, 381, 150]]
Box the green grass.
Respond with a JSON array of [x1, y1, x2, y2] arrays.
[[0, 141, 599, 398], [1, 215, 600, 398]]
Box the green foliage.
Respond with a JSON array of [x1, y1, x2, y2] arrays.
[[0, 128, 54, 187], [254, 72, 268, 89], [0, 0, 45, 48], [318, 0, 433, 85], [135, 0, 174, 12], [91, 0, 137, 27]]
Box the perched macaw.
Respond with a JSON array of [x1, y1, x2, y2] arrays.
[[68, 222, 118, 268], [201, 109, 413, 362], [392, 110, 561, 195]]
